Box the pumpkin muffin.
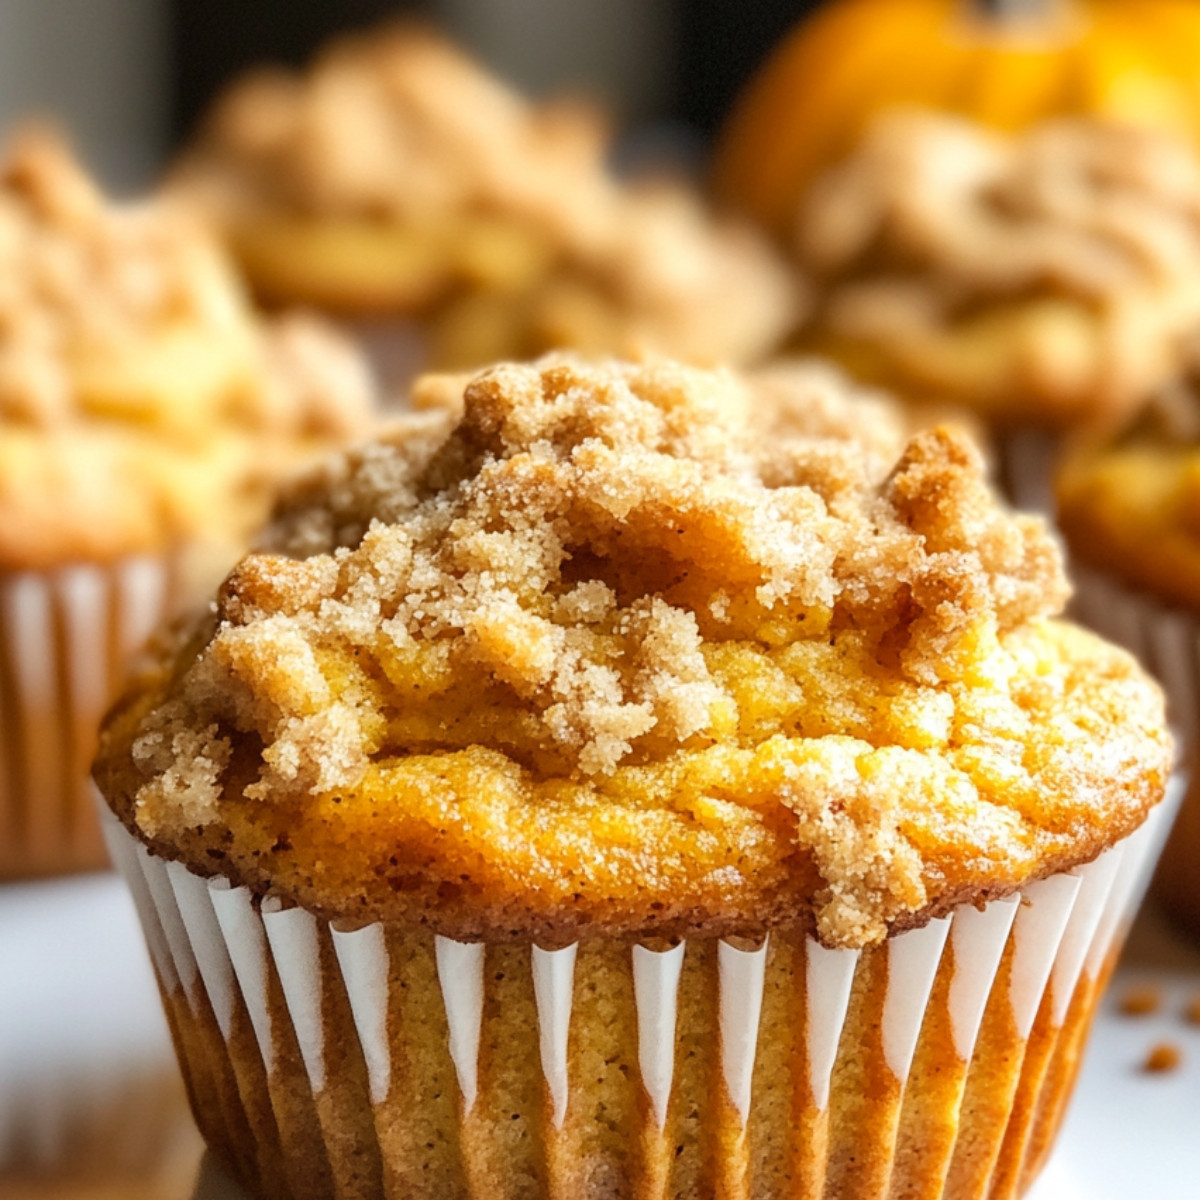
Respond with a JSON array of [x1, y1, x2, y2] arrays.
[[170, 23, 799, 376], [1057, 388, 1200, 936], [95, 359, 1169, 1200], [794, 109, 1200, 506], [0, 127, 375, 881]]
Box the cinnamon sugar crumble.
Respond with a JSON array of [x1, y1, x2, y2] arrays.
[[178, 23, 615, 234], [0, 126, 254, 430], [106, 359, 1171, 947]]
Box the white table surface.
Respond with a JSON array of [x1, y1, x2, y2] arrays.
[[0, 871, 179, 1168]]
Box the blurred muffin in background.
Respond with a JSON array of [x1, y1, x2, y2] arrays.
[[170, 23, 800, 379], [0, 127, 375, 881], [793, 110, 1200, 506], [1057, 376, 1200, 937]]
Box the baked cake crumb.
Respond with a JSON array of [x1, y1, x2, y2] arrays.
[[1142, 1043, 1182, 1073], [95, 358, 1171, 948], [1118, 984, 1162, 1017]]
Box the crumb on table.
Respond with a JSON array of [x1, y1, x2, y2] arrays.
[[1118, 984, 1162, 1017], [1142, 1043, 1182, 1074]]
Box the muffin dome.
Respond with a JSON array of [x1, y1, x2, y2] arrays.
[[95, 359, 1170, 948]]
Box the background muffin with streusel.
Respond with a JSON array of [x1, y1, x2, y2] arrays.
[[96, 356, 1169, 1200], [1057, 373, 1200, 939], [170, 22, 800, 381], [791, 109, 1200, 508], [0, 125, 375, 881]]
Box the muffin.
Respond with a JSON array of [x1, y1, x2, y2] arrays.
[[170, 23, 799, 378], [794, 109, 1200, 508], [95, 359, 1170, 1199], [0, 127, 374, 881], [1057, 392, 1200, 934]]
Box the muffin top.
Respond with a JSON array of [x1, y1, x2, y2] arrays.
[[95, 359, 1170, 948], [0, 129, 374, 570], [172, 23, 799, 366], [797, 110, 1200, 431]]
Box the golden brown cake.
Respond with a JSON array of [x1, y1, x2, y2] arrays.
[[95, 359, 1170, 1199], [170, 24, 800, 371], [0, 127, 375, 880], [796, 109, 1200, 434]]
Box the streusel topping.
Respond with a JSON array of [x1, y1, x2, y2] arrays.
[[408, 355, 912, 464], [799, 110, 1200, 428], [97, 359, 1169, 947], [0, 130, 374, 568], [431, 180, 802, 368]]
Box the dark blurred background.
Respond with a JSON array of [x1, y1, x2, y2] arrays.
[[0, 0, 825, 189]]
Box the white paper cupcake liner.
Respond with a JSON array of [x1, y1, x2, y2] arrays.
[[104, 786, 1176, 1200], [0, 557, 178, 880]]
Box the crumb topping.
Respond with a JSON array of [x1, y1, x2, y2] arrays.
[[798, 111, 1200, 429], [0, 129, 374, 568], [409, 356, 913, 466], [97, 359, 1170, 947], [427, 180, 803, 369], [0, 128, 254, 429], [172, 23, 799, 366]]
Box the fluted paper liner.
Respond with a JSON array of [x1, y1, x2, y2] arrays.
[[0, 557, 177, 879], [105, 793, 1174, 1200], [1070, 563, 1200, 934]]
